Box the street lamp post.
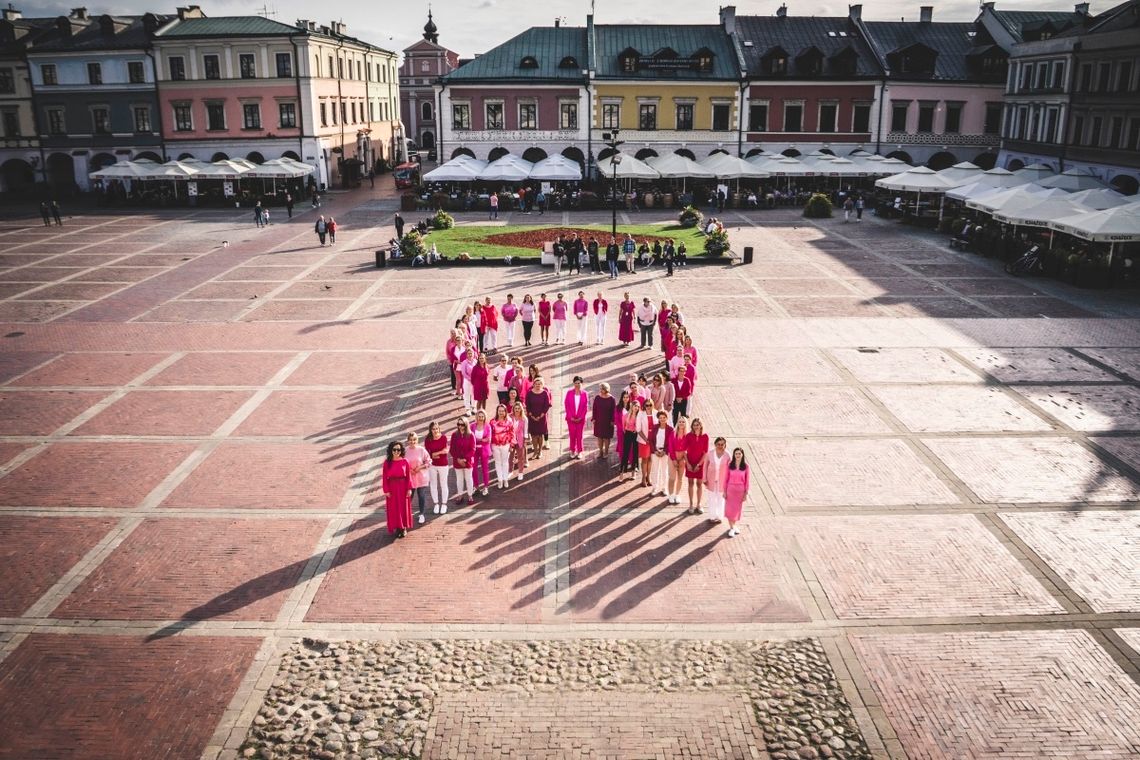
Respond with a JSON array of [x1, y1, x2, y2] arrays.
[[602, 130, 623, 242]]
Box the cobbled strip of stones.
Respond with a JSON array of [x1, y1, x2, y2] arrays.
[[239, 637, 871, 760]]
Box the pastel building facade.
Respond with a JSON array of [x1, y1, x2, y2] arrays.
[[0, 7, 53, 194], [399, 11, 459, 157]]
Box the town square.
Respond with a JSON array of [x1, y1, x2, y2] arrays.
[[1, 1, 1139, 759]]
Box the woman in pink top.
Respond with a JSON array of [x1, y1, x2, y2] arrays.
[[520, 294, 536, 346], [657, 300, 672, 344], [445, 330, 458, 395], [471, 354, 490, 413], [501, 294, 519, 347], [537, 294, 552, 345], [551, 293, 569, 345], [668, 417, 689, 505], [489, 404, 515, 489], [724, 447, 749, 537], [682, 336, 698, 366], [682, 418, 709, 515], [404, 431, 431, 525], [471, 409, 493, 496], [572, 291, 589, 345], [564, 375, 589, 460], [381, 441, 413, 538], [704, 437, 730, 523], [460, 346, 478, 414], [481, 297, 499, 353], [509, 401, 529, 481]]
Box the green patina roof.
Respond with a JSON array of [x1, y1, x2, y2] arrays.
[[444, 26, 587, 83], [593, 24, 739, 80], [157, 16, 304, 38]]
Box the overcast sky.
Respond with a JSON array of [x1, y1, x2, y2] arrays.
[[31, 0, 1100, 59]]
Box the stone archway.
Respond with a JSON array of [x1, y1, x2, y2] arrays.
[[886, 150, 912, 164], [1006, 158, 1025, 171], [211, 152, 230, 162], [972, 152, 997, 170], [451, 147, 475, 160], [488, 146, 510, 162], [134, 151, 162, 163], [781, 148, 801, 158], [522, 147, 548, 163], [745, 148, 766, 158], [708, 148, 729, 156], [926, 151, 957, 171], [560, 147, 585, 170], [674, 148, 696, 160], [0, 158, 35, 194], [283, 150, 301, 161], [1110, 173, 1139, 196], [635, 148, 658, 160], [246, 151, 266, 165], [47, 152, 75, 189]]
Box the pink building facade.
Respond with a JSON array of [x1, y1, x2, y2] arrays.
[[879, 82, 1004, 167]]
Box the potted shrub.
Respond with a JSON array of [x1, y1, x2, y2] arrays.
[[399, 230, 427, 260], [400, 192, 417, 211], [432, 209, 455, 230], [704, 228, 730, 257], [678, 205, 704, 229], [802, 193, 833, 219]]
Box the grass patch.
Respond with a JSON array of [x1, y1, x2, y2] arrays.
[[422, 223, 708, 259]]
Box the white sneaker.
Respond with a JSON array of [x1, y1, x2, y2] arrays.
[[418, 514, 425, 524], [517, 473, 524, 481], [481, 487, 489, 496], [432, 504, 440, 514], [440, 504, 448, 514]]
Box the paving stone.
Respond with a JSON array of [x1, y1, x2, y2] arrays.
[[0, 301, 76, 322], [145, 352, 295, 387], [830, 347, 982, 384], [701, 348, 842, 385], [1014, 384, 1140, 431], [775, 296, 889, 318], [242, 299, 355, 321], [872, 296, 994, 318], [706, 385, 893, 436], [1077, 347, 1140, 379], [870, 385, 1052, 433], [235, 389, 392, 437], [0, 389, 107, 434], [71, 390, 253, 436], [9, 352, 166, 387], [283, 350, 424, 388], [957, 347, 1117, 382], [14, 282, 125, 301], [138, 300, 252, 322]]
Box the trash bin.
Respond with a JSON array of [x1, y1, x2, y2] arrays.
[[742, 246, 754, 265], [375, 249, 387, 268]]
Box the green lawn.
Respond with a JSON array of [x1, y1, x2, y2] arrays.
[[422, 223, 709, 259]]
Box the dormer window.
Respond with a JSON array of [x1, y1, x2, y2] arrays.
[[762, 47, 789, 76], [693, 47, 714, 73], [619, 47, 640, 73], [796, 48, 824, 76], [830, 47, 858, 76], [890, 43, 937, 77], [519, 56, 538, 69], [559, 56, 579, 70]]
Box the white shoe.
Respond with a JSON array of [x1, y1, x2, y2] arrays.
[[432, 504, 440, 514], [418, 514, 425, 524], [517, 473, 524, 481], [440, 504, 448, 514], [481, 487, 489, 496]]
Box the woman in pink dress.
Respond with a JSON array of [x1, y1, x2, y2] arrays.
[[537, 294, 552, 345], [612, 389, 630, 463], [669, 417, 689, 506], [510, 401, 529, 481], [471, 409, 493, 497], [564, 375, 589, 460], [724, 447, 750, 537], [657, 300, 672, 344], [591, 382, 616, 460], [381, 441, 413, 538], [703, 437, 730, 523], [471, 353, 490, 413], [617, 293, 636, 347], [682, 418, 709, 515]]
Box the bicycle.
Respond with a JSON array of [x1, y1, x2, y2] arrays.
[[1005, 245, 1042, 276]]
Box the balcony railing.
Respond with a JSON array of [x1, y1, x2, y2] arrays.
[[449, 128, 580, 142], [885, 132, 1000, 147]]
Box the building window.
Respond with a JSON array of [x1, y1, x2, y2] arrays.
[[421, 60, 429, 72], [128, 61, 145, 84], [1080, 63, 1092, 90], [357, 61, 362, 79], [485, 102, 504, 130], [453, 103, 470, 130], [1, 109, 19, 137], [1129, 118, 1140, 150], [275, 53, 292, 78], [368, 100, 374, 119], [421, 101, 432, 121], [1119, 61, 1134, 92], [712, 103, 730, 131], [1035, 63, 1048, 90], [133, 106, 151, 132], [328, 56, 334, 78], [239, 54, 255, 79], [320, 102, 327, 127], [853, 103, 871, 133], [1097, 62, 1110, 91], [818, 102, 837, 133], [0, 68, 13, 93], [519, 56, 538, 69], [47, 107, 65, 134], [1052, 61, 1065, 89], [41, 64, 57, 85], [1071, 115, 1084, 145], [87, 63, 102, 85], [330, 100, 336, 124], [1045, 108, 1059, 143], [1110, 116, 1124, 147], [173, 103, 192, 131], [204, 54, 220, 80], [944, 103, 962, 134], [1090, 116, 1103, 144], [206, 102, 226, 131], [169, 56, 185, 81], [91, 107, 110, 134], [748, 103, 768, 132], [984, 102, 1001, 135], [340, 101, 346, 123], [602, 103, 620, 129], [242, 103, 261, 129], [891, 102, 908, 132], [519, 102, 537, 130], [337, 58, 344, 79], [279, 102, 296, 128], [559, 102, 577, 129], [675, 103, 694, 130], [620, 54, 637, 73], [917, 102, 935, 133], [639, 103, 657, 130], [783, 102, 803, 132]]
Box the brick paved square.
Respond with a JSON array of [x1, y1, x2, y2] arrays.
[[1000, 511, 1140, 614], [0, 266, 83, 282], [0, 442, 195, 508], [139, 300, 252, 322], [216, 265, 309, 281], [0, 282, 35, 298], [1090, 434, 1140, 475], [15, 282, 124, 301], [710, 386, 893, 436], [72, 390, 252, 436], [0, 441, 31, 466], [356, 297, 465, 321], [744, 262, 832, 278], [161, 442, 355, 509], [145, 352, 296, 386], [1014, 385, 1140, 431], [795, 515, 1062, 618], [871, 385, 1052, 433], [276, 281, 373, 299], [10, 352, 166, 387], [565, 514, 807, 622], [1076, 348, 1140, 379], [54, 517, 325, 621], [0, 301, 76, 322], [0, 633, 260, 760], [873, 296, 994, 318], [284, 350, 425, 388], [925, 437, 1140, 503], [755, 439, 959, 508], [242, 299, 354, 321], [0, 390, 107, 434], [850, 630, 1140, 759], [757, 278, 853, 296], [935, 277, 1043, 296], [181, 281, 281, 300], [975, 296, 1097, 318], [0, 352, 57, 384], [957, 347, 1117, 382], [775, 296, 890, 317], [830, 347, 982, 383], [425, 690, 765, 759], [661, 295, 782, 319], [702, 348, 841, 384], [306, 515, 546, 623], [234, 390, 391, 437], [843, 277, 951, 297], [0, 515, 118, 616], [79, 266, 165, 283]]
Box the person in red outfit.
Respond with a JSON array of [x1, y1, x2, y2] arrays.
[[381, 441, 413, 538], [481, 297, 499, 353], [471, 353, 490, 413]]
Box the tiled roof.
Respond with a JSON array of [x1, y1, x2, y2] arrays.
[[157, 16, 301, 38], [0, 17, 57, 54], [735, 15, 882, 78], [990, 9, 1087, 41], [443, 26, 587, 82], [593, 25, 739, 79], [862, 21, 978, 81], [28, 15, 173, 52], [1061, 0, 1138, 36]]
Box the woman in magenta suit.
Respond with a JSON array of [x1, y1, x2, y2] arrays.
[[471, 409, 493, 496], [471, 353, 490, 413], [537, 293, 552, 345], [682, 417, 709, 515], [617, 292, 636, 346], [724, 447, 750, 537], [449, 418, 476, 505], [612, 388, 630, 462], [510, 400, 529, 481], [381, 441, 413, 538], [564, 375, 589, 460]]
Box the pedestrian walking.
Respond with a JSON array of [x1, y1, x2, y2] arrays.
[[39, 202, 51, 227], [525, 378, 551, 461], [572, 291, 589, 345], [537, 293, 552, 345], [682, 418, 709, 514], [381, 441, 414, 538], [327, 217, 337, 243], [592, 383, 616, 461], [551, 293, 569, 345], [254, 201, 265, 227], [637, 298, 657, 349], [855, 195, 865, 222], [394, 213, 405, 239], [501, 294, 518, 347], [843, 196, 854, 222], [704, 437, 730, 523], [622, 233, 636, 274], [405, 431, 431, 525], [592, 292, 608, 346], [368, 168, 375, 188], [50, 200, 62, 226], [536, 189, 546, 215], [520, 294, 536, 346], [489, 193, 499, 220], [449, 418, 477, 505], [285, 193, 294, 218], [724, 447, 750, 536], [606, 236, 620, 279], [425, 421, 450, 513], [314, 215, 328, 246], [618, 293, 635, 347]]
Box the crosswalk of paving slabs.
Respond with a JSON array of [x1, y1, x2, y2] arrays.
[[2, 204, 1140, 759]]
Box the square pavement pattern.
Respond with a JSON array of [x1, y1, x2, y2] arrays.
[[1, 202, 1140, 759]]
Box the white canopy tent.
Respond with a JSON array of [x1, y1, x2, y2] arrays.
[[696, 152, 769, 179], [934, 161, 984, 186], [193, 160, 254, 180], [422, 156, 488, 182], [246, 158, 314, 179], [479, 155, 534, 182], [88, 159, 158, 180], [596, 152, 660, 180], [645, 153, 713, 191], [876, 166, 956, 192], [143, 160, 201, 179], [992, 196, 1090, 228], [1012, 163, 1056, 183], [1037, 168, 1111, 191], [1066, 188, 1133, 210], [1050, 204, 1140, 241], [528, 155, 582, 181], [965, 184, 1055, 213], [766, 157, 814, 177]]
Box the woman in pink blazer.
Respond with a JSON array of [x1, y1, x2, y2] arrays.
[[563, 375, 589, 460], [704, 437, 731, 523], [648, 410, 675, 497], [471, 409, 493, 497], [509, 401, 529, 481]]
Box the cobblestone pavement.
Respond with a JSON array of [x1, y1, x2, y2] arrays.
[[1, 191, 1140, 759]]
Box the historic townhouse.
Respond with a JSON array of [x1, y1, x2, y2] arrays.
[[999, 0, 1140, 194], [400, 11, 460, 159], [0, 7, 54, 195], [724, 5, 881, 158], [437, 22, 589, 167], [25, 7, 170, 192]]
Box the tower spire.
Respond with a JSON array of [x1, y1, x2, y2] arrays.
[[423, 4, 439, 43]]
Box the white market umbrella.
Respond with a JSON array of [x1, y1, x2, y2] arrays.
[[696, 152, 769, 179], [422, 157, 487, 182], [247, 158, 311, 179], [143, 160, 201, 179], [89, 160, 155, 180], [194, 160, 254, 180], [1012, 163, 1055, 183], [1066, 188, 1132, 210], [876, 166, 955, 193], [1038, 168, 1111, 191], [965, 184, 1055, 213], [479, 155, 534, 182], [821, 157, 863, 177], [596, 152, 660, 180], [935, 161, 983, 186], [646, 153, 715, 179], [947, 182, 1007, 203], [993, 197, 1090, 228], [1050, 204, 1140, 242], [767, 157, 814, 177], [528, 155, 582, 181]]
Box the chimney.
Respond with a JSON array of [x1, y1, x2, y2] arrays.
[[776, 3, 787, 18], [1075, 2, 1089, 14], [848, 4, 862, 20], [2, 5, 22, 21], [176, 5, 203, 20], [70, 7, 87, 20], [919, 6, 933, 22], [720, 5, 737, 35], [981, 1, 995, 10], [554, 17, 560, 28]]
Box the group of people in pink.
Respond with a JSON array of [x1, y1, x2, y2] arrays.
[[380, 292, 750, 539]]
